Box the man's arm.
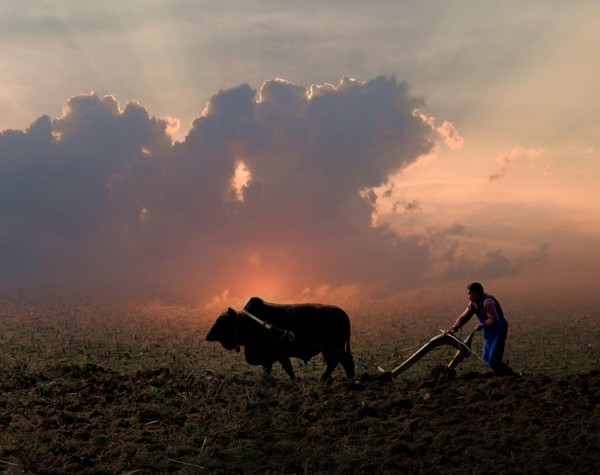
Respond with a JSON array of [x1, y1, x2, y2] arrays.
[[481, 298, 500, 328], [450, 305, 473, 332]]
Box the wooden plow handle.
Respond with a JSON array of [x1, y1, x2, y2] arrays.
[[447, 329, 476, 369], [381, 330, 477, 379]]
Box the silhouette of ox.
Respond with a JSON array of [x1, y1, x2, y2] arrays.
[[206, 297, 355, 380]]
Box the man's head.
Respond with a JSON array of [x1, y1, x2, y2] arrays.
[[466, 282, 484, 301]]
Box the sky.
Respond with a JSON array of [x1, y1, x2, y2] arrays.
[[1, 0, 599, 308]]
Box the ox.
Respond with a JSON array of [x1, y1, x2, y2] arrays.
[[205, 297, 355, 380]]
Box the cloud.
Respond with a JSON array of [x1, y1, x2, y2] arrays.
[[489, 146, 545, 182], [436, 121, 464, 150], [0, 76, 453, 302], [412, 221, 550, 289], [440, 247, 519, 282]]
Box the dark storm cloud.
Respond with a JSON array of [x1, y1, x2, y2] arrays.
[[0, 76, 442, 300]]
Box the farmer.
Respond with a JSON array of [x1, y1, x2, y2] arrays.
[[447, 282, 514, 376]]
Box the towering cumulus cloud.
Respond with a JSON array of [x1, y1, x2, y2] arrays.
[[0, 76, 446, 302]]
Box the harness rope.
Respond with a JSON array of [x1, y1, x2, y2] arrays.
[[235, 310, 417, 374], [240, 309, 296, 342], [237, 309, 359, 365], [234, 310, 489, 373], [443, 330, 490, 367]]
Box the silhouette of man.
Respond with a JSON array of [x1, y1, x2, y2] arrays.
[[448, 282, 514, 375]]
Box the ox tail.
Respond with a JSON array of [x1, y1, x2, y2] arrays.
[[345, 317, 352, 354], [346, 331, 352, 354], [342, 315, 355, 379]]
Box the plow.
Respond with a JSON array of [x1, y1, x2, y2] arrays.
[[377, 329, 481, 379]]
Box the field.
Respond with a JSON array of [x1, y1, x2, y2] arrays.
[[0, 295, 598, 474]]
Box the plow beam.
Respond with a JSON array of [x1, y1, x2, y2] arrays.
[[382, 330, 477, 379]]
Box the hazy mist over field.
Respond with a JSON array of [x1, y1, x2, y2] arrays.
[[1, 1, 599, 309]]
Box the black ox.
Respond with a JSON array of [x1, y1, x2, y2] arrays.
[[206, 297, 355, 380]]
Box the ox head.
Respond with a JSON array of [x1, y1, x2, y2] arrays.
[[205, 307, 240, 351]]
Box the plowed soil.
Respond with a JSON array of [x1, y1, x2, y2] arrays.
[[0, 298, 598, 473], [0, 363, 598, 474]]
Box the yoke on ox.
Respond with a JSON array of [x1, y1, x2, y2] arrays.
[[206, 297, 355, 380]]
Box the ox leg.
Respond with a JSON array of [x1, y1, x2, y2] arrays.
[[262, 363, 273, 376], [279, 357, 296, 380], [321, 353, 338, 379], [340, 353, 355, 379]]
